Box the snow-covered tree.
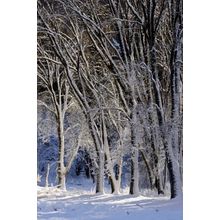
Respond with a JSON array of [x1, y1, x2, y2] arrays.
[[37, 0, 183, 199]]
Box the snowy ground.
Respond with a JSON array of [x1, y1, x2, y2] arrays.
[[38, 183, 182, 220]]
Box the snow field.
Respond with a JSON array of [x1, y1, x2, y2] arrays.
[[38, 187, 182, 220]]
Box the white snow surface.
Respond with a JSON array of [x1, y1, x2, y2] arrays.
[[38, 180, 182, 220], [38, 192, 182, 220]]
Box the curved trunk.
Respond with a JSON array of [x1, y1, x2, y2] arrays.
[[102, 112, 121, 195], [140, 150, 154, 190]]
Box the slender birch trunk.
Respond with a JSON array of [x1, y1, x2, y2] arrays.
[[57, 109, 66, 190]]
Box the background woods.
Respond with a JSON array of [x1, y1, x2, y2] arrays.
[[37, 0, 183, 199]]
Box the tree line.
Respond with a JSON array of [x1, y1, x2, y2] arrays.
[[37, 0, 182, 199]]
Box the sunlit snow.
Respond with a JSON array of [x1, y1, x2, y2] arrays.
[[38, 181, 182, 220]]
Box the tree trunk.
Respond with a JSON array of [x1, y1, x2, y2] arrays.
[[95, 150, 104, 194], [129, 93, 139, 195], [164, 135, 182, 199], [162, 159, 168, 191], [140, 150, 154, 190], [45, 163, 50, 188], [168, 11, 182, 198], [129, 110, 139, 194], [57, 111, 66, 190], [130, 147, 139, 195], [101, 110, 121, 195], [155, 176, 164, 195], [109, 175, 114, 193]]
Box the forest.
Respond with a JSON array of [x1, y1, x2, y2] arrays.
[[37, 0, 183, 219]]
